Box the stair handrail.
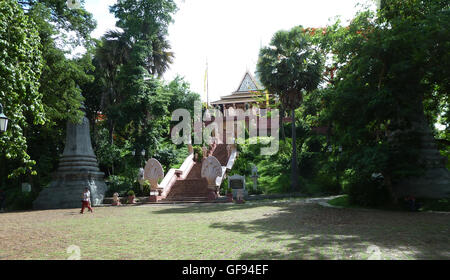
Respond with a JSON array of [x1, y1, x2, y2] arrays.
[[159, 151, 195, 197], [215, 145, 238, 191]]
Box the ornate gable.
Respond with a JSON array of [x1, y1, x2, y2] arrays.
[[236, 72, 259, 93]]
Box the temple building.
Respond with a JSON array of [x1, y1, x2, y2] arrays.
[[210, 71, 270, 115]]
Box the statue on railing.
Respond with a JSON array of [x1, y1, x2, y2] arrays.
[[201, 156, 222, 199], [144, 158, 164, 194]]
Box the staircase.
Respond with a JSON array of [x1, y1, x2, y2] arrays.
[[162, 144, 231, 202]]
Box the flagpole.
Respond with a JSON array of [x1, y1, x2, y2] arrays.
[[206, 59, 209, 109]]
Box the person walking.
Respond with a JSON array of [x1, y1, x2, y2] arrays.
[[80, 187, 93, 214]]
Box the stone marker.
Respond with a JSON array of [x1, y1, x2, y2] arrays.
[[33, 107, 107, 209], [236, 189, 245, 204], [228, 174, 247, 200], [250, 165, 259, 191], [137, 168, 145, 191]]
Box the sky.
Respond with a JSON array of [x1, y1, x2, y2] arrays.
[[83, 0, 374, 103]]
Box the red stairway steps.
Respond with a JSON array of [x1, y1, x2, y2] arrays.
[[162, 144, 230, 202]]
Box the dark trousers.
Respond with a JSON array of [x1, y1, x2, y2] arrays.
[[80, 201, 93, 213]]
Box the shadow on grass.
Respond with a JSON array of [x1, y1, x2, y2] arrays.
[[151, 202, 273, 214], [205, 203, 450, 260]]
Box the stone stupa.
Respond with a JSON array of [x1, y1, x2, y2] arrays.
[[33, 106, 108, 209], [393, 117, 450, 199]]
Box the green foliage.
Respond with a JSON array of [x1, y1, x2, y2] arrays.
[[3, 189, 37, 211], [327, 195, 359, 208], [232, 138, 294, 194], [341, 170, 389, 207], [0, 0, 44, 177], [219, 177, 230, 196], [167, 76, 201, 115], [87, 1, 183, 180], [313, 0, 450, 202], [257, 25, 325, 191], [19, 0, 96, 48], [153, 146, 176, 172], [105, 175, 134, 197], [193, 146, 203, 162], [1, 0, 98, 206], [257, 26, 324, 110], [419, 198, 450, 212], [95, 127, 131, 175], [110, 0, 177, 40]]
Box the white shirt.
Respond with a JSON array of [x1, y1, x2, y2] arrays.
[[82, 191, 91, 202]]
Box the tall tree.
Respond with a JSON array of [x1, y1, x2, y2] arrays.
[[0, 0, 96, 198], [86, 0, 178, 174], [146, 32, 174, 77], [0, 0, 44, 179], [18, 0, 96, 48], [109, 0, 177, 77], [318, 0, 450, 201], [257, 26, 324, 191]]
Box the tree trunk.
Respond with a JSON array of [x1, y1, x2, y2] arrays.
[[108, 120, 115, 175], [280, 107, 285, 140], [291, 109, 299, 191]]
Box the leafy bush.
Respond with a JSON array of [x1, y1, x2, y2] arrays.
[[140, 180, 151, 196], [343, 171, 389, 207], [153, 148, 176, 171], [219, 177, 230, 196], [193, 145, 203, 162], [4, 189, 36, 211], [418, 198, 450, 212], [105, 175, 134, 197]]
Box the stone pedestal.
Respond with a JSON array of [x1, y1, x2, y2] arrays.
[[33, 113, 107, 209], [393, 121, 450, 199]]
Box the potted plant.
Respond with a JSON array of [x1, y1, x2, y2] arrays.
[[127, 190, 136, 204]]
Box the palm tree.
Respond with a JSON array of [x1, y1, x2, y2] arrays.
[[145, 32, 174, 77], [95, 30, 132, 147], [256, 26, 324, 191]]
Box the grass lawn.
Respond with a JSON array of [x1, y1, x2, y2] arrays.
[[0, 199, 449, 260]]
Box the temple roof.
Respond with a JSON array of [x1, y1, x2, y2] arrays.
[[233, 72, 262, 93], [211, 71, 263, 105]]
